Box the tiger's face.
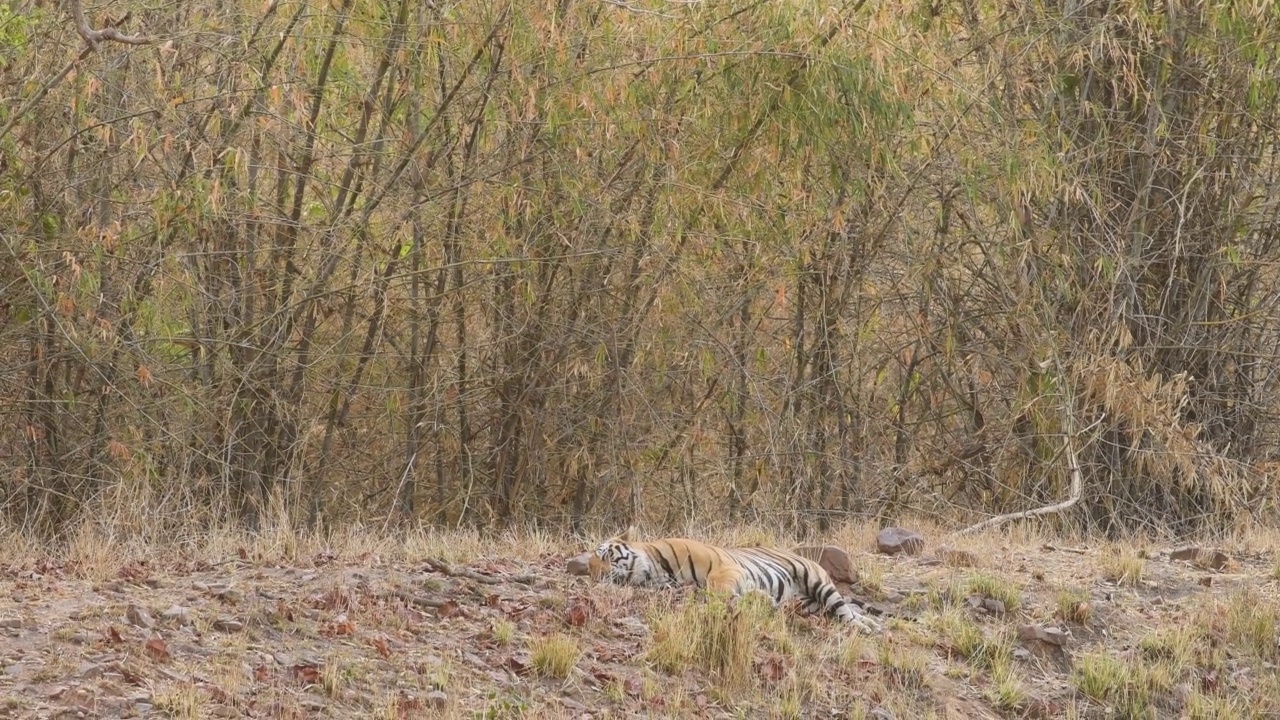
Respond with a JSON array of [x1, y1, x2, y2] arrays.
[[588, 540, 628, 583]]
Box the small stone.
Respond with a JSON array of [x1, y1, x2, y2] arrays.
[[1017, 624, 1069, 647], [1170, 547, 1231, 571], [869, 707, 895, 720], [0, 617, 22, 629], [161, 605, 192, 626], [426, 690, 448, 709], [876, 527, 925, 556], [983, 598, 1007, 614], [566, 553, 591, 576], [212, 616, 244, 633], [126, 605, 155, 629], [209, 585, 243, 603]]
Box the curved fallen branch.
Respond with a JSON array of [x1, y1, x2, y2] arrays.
[[952, 406, 1102, 537], [69, 0, 150, 48]]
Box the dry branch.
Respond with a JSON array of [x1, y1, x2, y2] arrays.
[[423, 558, 537, 586], [388, 589, 449, 610], [68, 0, 150, 48], [952, 412, 1102, 537]]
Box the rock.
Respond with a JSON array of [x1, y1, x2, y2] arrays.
[[792, 545, 856, 584], [869, 707, 896, 720], [876, 527, 924, 556], [209, 584, 243, 604], [212, 616, 244, 633], [161, 605, 192, 626], [1170, 547, 1231, 571], [566, 553, 591, 576], [1017, 624, 1069, 647], [0, 617, 22, 629], [426, 690, 448, 709], [966, 595, 1001, 614], [126, 605, 154, 629]]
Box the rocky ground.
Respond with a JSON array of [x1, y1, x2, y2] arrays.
[[0, 523, 1277, 719]]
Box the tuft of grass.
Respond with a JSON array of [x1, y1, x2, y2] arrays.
[[1223, 588, 1279, 661], [965, 573, 1022, 611], [1185, 693, 1249, 720], [880, 644, 929, 690], [321, 659, 344, 698], [933, 611, 985, 662], [834, 633, 869, 673], [857, 560, 886, 599], [646, 590, 783, 691], [529, 633, 582, 680], [490, 619, 516, 646], [1072, 649, 1183, 720], [419, 659, 450, 692], [988, 662, 1026, 712], [934, 611, 1016, 678], [1100, 545, 1146, 586], [1055, 586, 1092, 624], [152, 681, 202, 719], [1073, 651, 1127, 700], [925, 579, 967, 611], [1137, 626, 1197, 670]]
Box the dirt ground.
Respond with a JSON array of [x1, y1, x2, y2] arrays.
[[0, 523, 1277, 719]]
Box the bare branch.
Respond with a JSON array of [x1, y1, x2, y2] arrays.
[[951, 410, 1104, 538], [68, 0, 150, 48]]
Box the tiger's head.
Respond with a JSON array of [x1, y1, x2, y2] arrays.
[[588, 527, 635, 584]]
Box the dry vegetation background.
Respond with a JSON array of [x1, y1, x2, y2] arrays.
[[2, 0, 1280, 539]]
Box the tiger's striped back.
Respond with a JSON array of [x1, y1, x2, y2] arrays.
[[588, 531, 880, 634]]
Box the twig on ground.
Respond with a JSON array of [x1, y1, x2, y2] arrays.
[[423, 557, 537, 586], [1041, 543, 1089, 555], [389, 589, 448, 610]]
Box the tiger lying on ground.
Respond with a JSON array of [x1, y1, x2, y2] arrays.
[[588, 529, 882, 634]]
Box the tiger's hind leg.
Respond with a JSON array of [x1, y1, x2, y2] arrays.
[[705, 565, 745, 596]]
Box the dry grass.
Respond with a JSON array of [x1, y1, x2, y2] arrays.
[[1100, 543, 1147, 586], [1055, 586, 1093, 624], [529, 633, 583, 680], [3, 518, 1280, 718]]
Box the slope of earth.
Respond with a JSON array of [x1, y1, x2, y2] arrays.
[[0, 523, 1278, 719]]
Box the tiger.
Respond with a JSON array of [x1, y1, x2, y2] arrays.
[[588, 529, 881, 634]]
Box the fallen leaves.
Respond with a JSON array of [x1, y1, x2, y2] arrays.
[[320, 614, 356, 637], [144, 633, 170, 662], [289, 663, 322, 686], [565, 598, 592, 627]]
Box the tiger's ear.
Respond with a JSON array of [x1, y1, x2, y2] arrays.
[[616, 526, 635, 542]]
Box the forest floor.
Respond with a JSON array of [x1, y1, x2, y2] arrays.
[[0, 520, 1278, 719]]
